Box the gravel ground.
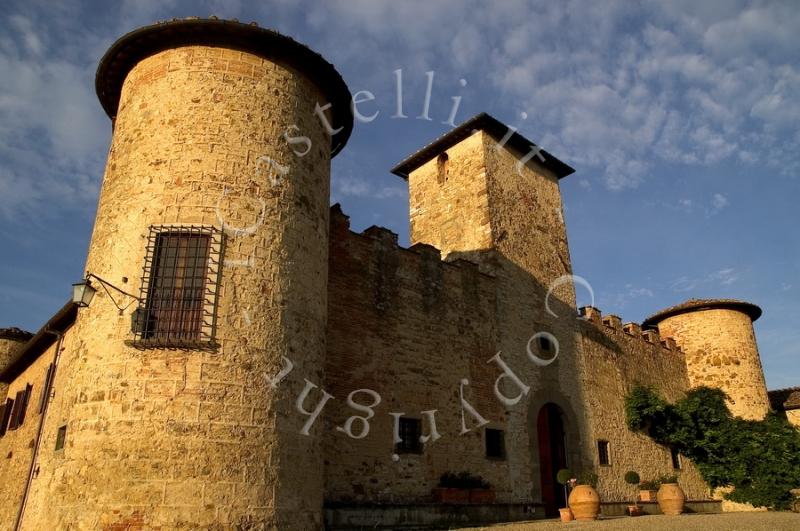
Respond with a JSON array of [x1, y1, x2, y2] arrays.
[[459, 512, 800, 531]]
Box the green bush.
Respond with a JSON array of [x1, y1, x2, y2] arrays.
[[556, 468, 574, 485], [625, 385, 800, 509], [577, 471, 599, 488], [624, 471, 640, 485], [639, 479, 660, 491]]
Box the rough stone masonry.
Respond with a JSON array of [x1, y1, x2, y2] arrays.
[[0, 17, 787, 531]]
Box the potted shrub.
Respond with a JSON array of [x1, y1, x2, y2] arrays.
[[656, 474, 685, 515], [624, 471, 642, 516], [638, 479, 659, 502], [568, 471, 600, 521], [556, 468, 575, 522]]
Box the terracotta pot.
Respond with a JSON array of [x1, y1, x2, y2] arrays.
[[568, 484, 600, 521], [559, 507, 574, 522], [627, 504, 642, 516], [469, 488, 496, 504], [657, 483, 685, 515], [432, 487, 469, 504], [638, 489, 658, 502]]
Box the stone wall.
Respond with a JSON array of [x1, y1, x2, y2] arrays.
[[0, 341, 54, 527], [0, 331, 33, 401], [655, 308, 769, 420], [577, 307, 710, 502], [21, 42, 336, 530], [322, 130, 600, 510], [325, 208, 506, 502]]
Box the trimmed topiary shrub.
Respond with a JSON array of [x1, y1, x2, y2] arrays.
[[557, 468, 574, 485], [624, 471, 641, 485]]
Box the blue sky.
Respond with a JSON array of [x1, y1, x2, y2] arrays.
[[0, 1, 797, 388]]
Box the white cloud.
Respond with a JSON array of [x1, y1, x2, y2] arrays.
[[670, 266, 741, 293], [333, 174, 406, 201], [710, 193, 728, 213], [0, 14, 108, 220]]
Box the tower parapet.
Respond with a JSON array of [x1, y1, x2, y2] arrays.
[[643, 299, 769, 420]]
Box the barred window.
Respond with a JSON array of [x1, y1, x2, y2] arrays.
[[132, 226, 222, 348], [396, 417, 423, 454]]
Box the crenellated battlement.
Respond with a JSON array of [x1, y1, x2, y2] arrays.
[[579, 305, 684, 354], [331, 204, 492, 277], [329, 204, 496, 318]]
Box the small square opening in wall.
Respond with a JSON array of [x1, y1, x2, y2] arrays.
[[597, 440, 611, 466], [395, 417, 423, 454], [538, 336, 553, 352], [671, 447, 682, 469], [485, 428, 506, 459], [55, 425, 67, 452]]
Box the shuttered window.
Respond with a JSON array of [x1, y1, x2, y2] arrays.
[[39, 364, 55, 414], [0, 399, 11, 437], [9, 385, 32, 430]]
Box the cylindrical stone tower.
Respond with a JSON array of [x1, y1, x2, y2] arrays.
[[24, 19, 352, 530], [643, 299, 770, 420]]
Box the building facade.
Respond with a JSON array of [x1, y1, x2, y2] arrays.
[[0, 18, 784, 530]]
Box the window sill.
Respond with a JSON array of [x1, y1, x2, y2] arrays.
[[125, 339, 219, 351]]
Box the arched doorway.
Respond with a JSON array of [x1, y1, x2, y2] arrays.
[[537, 403, 568, 517]]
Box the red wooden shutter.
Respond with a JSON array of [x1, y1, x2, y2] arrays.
[[4, 397, 17, 432], [39, 364, 54, 414], [18, 384, 33, 427], [9, 391, 25, 430]]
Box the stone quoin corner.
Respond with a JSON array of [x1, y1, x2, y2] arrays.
[[0, 16, 797, 531]]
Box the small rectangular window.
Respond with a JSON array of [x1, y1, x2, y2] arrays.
[[133, 225, 222, 348], [597, 440, 611, 466], [671, 447, 682, 470], [55, 425, 67, 451], [538, 336, 553, 352], [485, 428, 506, 459], [395, 417, 423, 454]]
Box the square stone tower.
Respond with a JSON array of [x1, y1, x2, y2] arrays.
[[392, 114, 593, 512], [392, 113, 576, 306]]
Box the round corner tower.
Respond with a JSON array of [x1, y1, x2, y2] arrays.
[[643, 299, 770, 420], [25, 19, 352, 530]]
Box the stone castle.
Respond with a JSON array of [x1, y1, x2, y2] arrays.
[[0, 18, 796, 530]]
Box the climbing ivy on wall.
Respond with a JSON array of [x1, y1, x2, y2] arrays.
[[625, 385, 800, 509]]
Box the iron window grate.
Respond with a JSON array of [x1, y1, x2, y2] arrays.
[[131, 225, 223, 349]]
